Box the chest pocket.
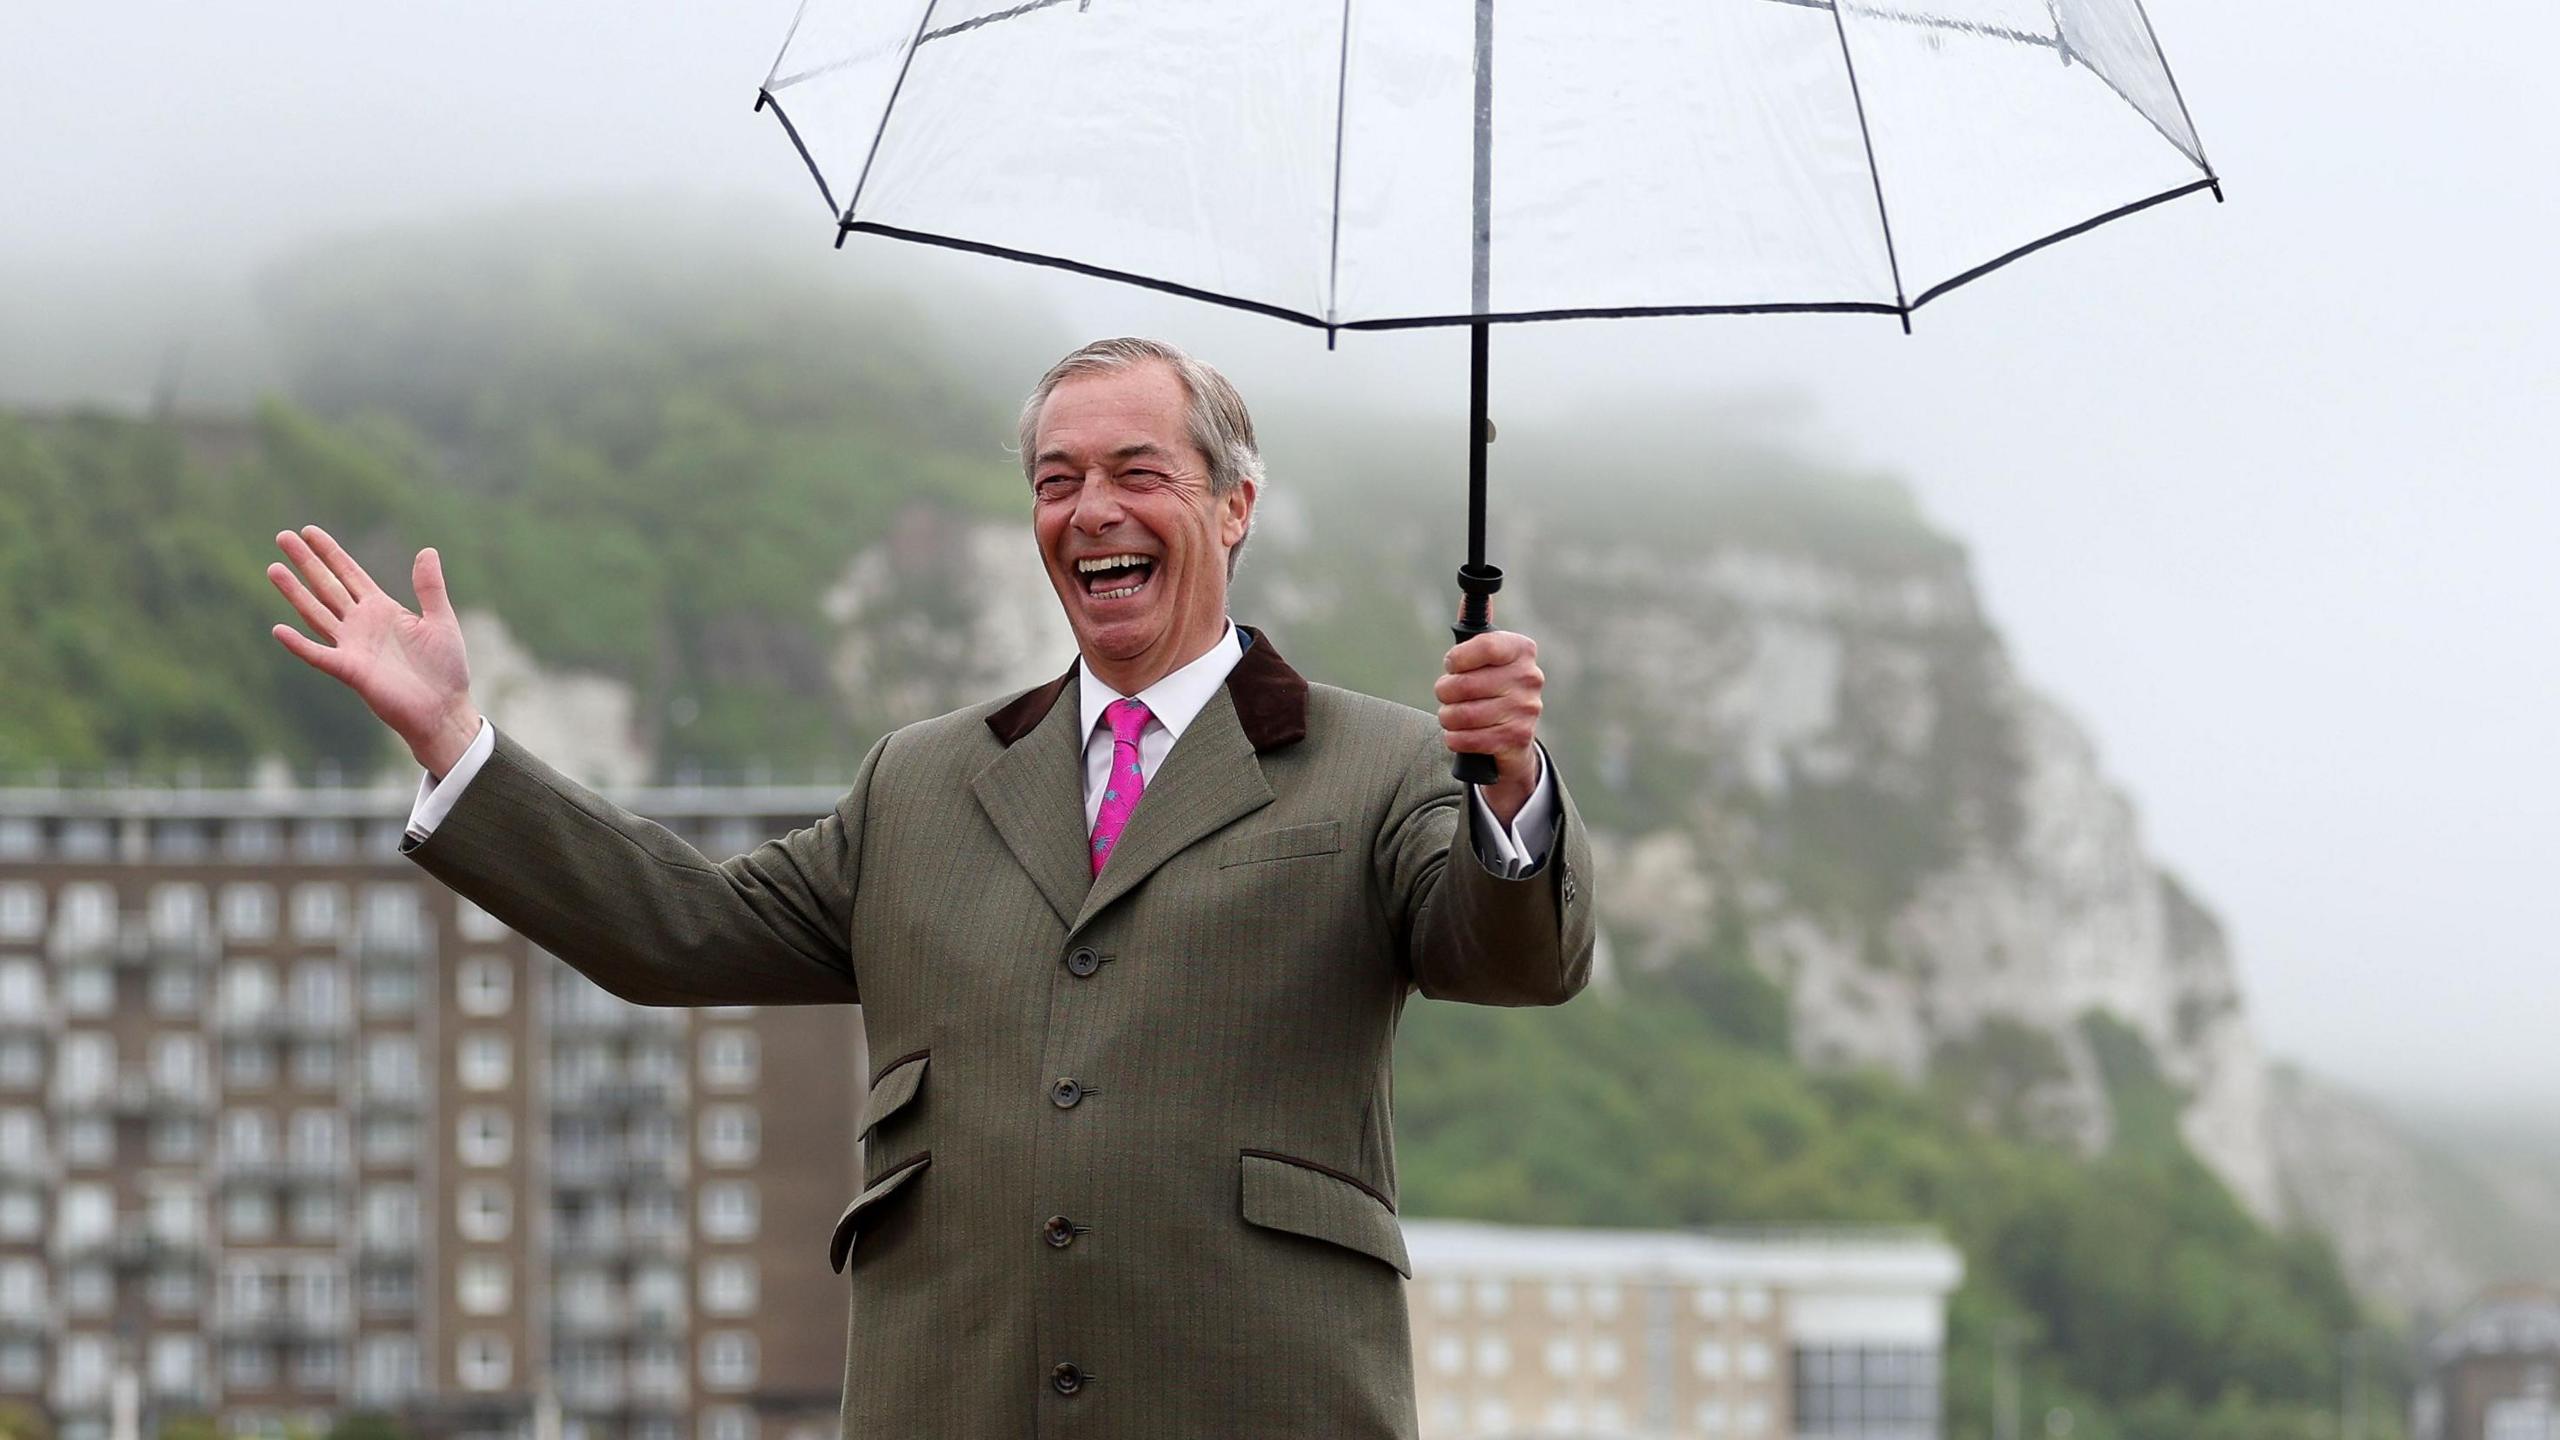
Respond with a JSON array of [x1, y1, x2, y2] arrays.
[[1217, 820, 1343, 869]]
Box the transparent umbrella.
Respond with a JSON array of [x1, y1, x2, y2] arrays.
[[753, 0, 2218, 779]]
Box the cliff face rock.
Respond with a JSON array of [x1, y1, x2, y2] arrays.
[[456, 609, 652, 791]]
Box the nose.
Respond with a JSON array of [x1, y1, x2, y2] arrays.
[[1069, 471, 1125, 534]]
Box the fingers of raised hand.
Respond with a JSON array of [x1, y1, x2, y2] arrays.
[[266, 560, 340, 640], [275, 530, 356, 615], [269, 622, 349, 679], [298, 525, 383, 603]]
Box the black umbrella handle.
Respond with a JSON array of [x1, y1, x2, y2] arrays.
[[1449, 563, 1504, 785]]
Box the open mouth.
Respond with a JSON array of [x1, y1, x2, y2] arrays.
[[1075, 553, 1157, 601]]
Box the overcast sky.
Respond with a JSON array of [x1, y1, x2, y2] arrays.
[[7, 1, 2554, 1115]]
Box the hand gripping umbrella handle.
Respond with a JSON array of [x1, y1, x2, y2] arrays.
[[1449, 563, 1504, 785]]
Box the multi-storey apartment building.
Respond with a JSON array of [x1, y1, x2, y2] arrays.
[[1405, 1220, 1963, 1440], [0, 780, 865, 1440], [2412, 1286, 2560, 1440]]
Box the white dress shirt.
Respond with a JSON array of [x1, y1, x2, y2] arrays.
[[409, 620, 1559, 875]]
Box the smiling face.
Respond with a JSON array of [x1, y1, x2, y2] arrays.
[[1029, 359, 1255, 695]]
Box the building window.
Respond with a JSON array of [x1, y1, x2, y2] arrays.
[[699, 1029, 758, 1090], [223, 820, 281, 862], [0, 1259, 42, 1317], [0, 885, 40, 940], [148, 1335, 203, 1392], [699, 1332, 758, 1392], [1589, 1280, 1623, 1318], [457, 1183, 512, 1242], [455, 899, 510, 942], [700, 1407, 755, 1440], [1740, 1339, 1773, 1379], [151, 1115, 205, 1163], [291, 1039, 339, 1089], [458, 957, 511, 1016], [296, 822, 352, 863], [1591, 1336, 1625, 1379], [1474, 1335, 1510, 1376], [699, 1258, 757, 1316], [1738, 1285, 1772, 1321], [224, 1191, 276, 1242], [1544, 1336, 1579, 1378], [698, 1106, 759, 1167], [60, 966, 112, 1016], [290, 959, 345, 1022], [149, 1268, 201, 1314], [1696, 1399, 1731, 1435], [290, 1108, 346, 1167], [361, 963, 418, 1014], [294, 1342, 343, 1391], [60, 1115, 111, 1168], [290, 883, 345, 940], [219, 883, 277, 940], [458, 1258, 511, 1316], [457, 1031, 510, 1090], [0, 1039, 41, 1090], [222, 960, 278, 1020], [224, 1039, 275, 1089], [0, 1192, 38, 1241], [225, 1341, 275, 1389], [64, 1265, 112, 1315], [0, 960, 39, 1017], [356, 1335, 420, 1405], [1695, 1339, 1731, 1378], [457, 1108, 512, 1168], [1792, 1345, 1939, 1437], [1472, 1279, 1510, 1316], [149, 965, 203, 1015], [1430, 1334, 1463, 1376], [456, 1332, 511, 1392], [360, 1268, 417, 1314], [699, 1182, 758, 1242], [59, 822, 110, 861], [291, 1189, 341, 1241], [153, 1033, 206, 1091], [362, 1114, 419, 1165], [0, 819, 33, 860], [1738, 1399, 1771, 1435]]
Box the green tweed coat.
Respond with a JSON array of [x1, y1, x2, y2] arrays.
[[404, 626, 1596, 1438]]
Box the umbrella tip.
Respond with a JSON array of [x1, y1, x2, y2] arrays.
[[754, 89, 769, 113], [2209, 178, 2225, 203]]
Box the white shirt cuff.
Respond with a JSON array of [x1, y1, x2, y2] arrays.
[[405, 717, 496, 844], [1466, 742, 1559, 880]]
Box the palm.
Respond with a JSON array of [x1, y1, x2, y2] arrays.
[[268, 526, 480, 772]]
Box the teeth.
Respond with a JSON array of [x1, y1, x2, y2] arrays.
[[1077, 554, 1153, 574]]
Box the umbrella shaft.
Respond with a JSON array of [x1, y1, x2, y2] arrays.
[[1468, 321, 1489, 568]]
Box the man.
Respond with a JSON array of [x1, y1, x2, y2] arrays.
[[267, 337, 1595, 1438]]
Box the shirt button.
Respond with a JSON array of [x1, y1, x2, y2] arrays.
[[1051, 1362, 1085, 1396], [1050, 1078, 1084, 1109], [1066, 946, 1101, 978], [1043, 1215, 1078, 1249]]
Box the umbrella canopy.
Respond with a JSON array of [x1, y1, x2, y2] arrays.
[[756, 0, 2216, 331]]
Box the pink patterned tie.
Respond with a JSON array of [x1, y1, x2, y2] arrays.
[[1090, 698, 1152, 875]]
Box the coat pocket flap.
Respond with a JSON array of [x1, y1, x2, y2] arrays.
[[829, 1151, 930, 1274], [1217, 820, 1344, 869], [1238, 1150, 1409, 1278], [860, 1050, 928, 1139]]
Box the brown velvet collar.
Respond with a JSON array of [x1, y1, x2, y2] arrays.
[[984, 624, 1308, 753]]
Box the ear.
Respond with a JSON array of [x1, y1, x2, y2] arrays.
[[1219, 479, 1257, 551]]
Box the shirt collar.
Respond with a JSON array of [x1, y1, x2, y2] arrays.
[[1077, 620, 1244, 748]]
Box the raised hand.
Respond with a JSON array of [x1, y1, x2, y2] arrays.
[[268, 525, 482, 777], [1435, 629, 1545, 826]]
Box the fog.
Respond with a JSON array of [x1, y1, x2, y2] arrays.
[[7, 0, 2555, 1117]]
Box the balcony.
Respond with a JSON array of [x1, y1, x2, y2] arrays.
[[211, 1304, 345, 1340], [356, 1079, 424, 1114], [0, 1304, 49, 1337], [556, 1308, 633, 1339], [548, 1074, 680, 1111], [109, 1072, 211, 1117], [357, 1232, 420, 1264], [552, 1151, 682, 1191], [352, 927, 429, 967]]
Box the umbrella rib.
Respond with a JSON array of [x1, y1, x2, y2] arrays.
[[844, 0, 945, 224], [1763, 0, 2061, 53], [919, 0, 1080, 46], [2127, 0, 2218, 181], [1323, 0, 1355, 337], [1823, 0, 1914, 327]]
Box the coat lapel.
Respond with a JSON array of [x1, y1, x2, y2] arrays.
[[976, 626, 1309, 935], [970, 668, 1092, 928], [1073, 688, 1272, 932]]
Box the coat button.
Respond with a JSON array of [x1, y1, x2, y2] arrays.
[[1050, 1362, 1085, 1396], [1066, 946, 1100, 978], [1043, 1215, 1078, 1249], [1050, 1078, 1084, 1109]]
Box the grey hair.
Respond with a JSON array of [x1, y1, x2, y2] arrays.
[[1017, 337, 1266, 577]]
